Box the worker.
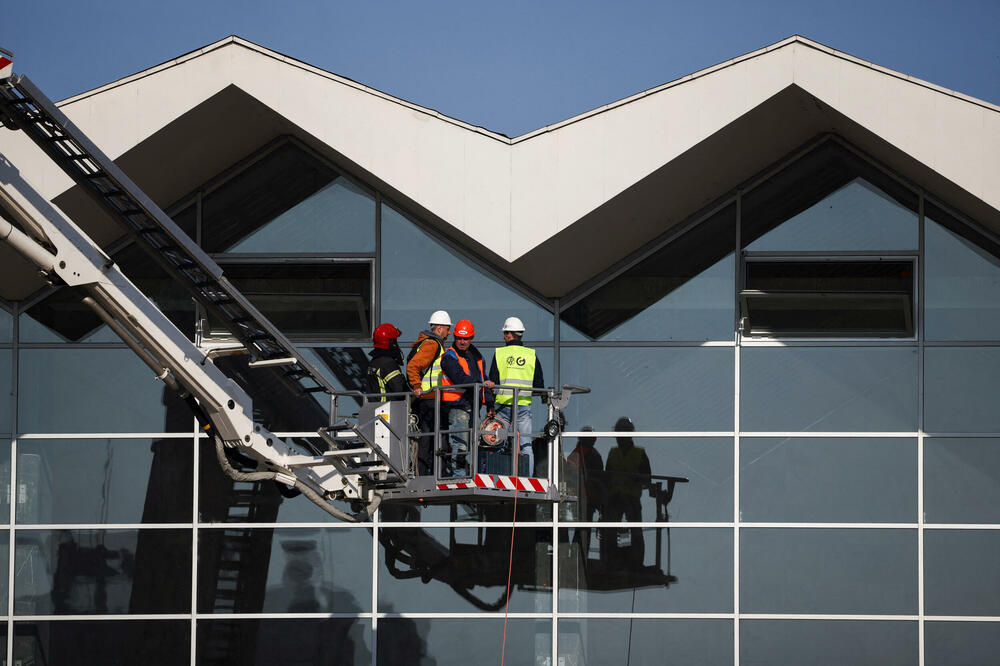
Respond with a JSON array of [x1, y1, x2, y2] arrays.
[[565, 425, 605, 556], [406, 310, 451, 475], [365, 323, 408, 400], [438, 319, 495, 477], [488, 316, 544, 475], [603, 416, 651, 567]]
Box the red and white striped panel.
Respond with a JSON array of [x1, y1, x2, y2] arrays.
[[0, 56, 13, 80], [436, 473, 549, 493]]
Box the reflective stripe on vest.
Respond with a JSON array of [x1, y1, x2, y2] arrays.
[[418, 339, 446, 395], [495, 345, 536, 406], [439, 349, 486, 404], [376, 368, 401, 396]]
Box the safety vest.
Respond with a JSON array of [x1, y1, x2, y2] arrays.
[[413, 338, 445, 396], [438, 348, 486, 404], [369, 366, 402, 398], [495, 345, 536, 406]]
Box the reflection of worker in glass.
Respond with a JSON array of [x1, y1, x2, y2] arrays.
[[566, 426, 604, 522], [603, 416, 651, 567]]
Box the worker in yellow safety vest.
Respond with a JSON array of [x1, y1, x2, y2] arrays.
[[488, 316, 544, 475], [406, 310, 451, 475]]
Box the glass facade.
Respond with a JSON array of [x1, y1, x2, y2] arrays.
[[4, 136, 1000, 664]]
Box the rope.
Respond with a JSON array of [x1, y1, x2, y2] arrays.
[[499, 488, 519, 665]]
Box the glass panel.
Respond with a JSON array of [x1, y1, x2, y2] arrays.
[[560, 347, 734, 432], [18, 349, 191, 433], [381, 204, 553, 343], [740, 437, 916, 522], [925, 622, 1000, 666], [378, 527, 552, 612], [741, 142, 918, 251], [925, 438, 1000, 523], [208, 262, 371, 340], [202, 141, 374, 253], [560, 619, 732, 665], [0, 350, 10, 434], [377, 618, 547, 666], [740, 620, 917, 666], [746, 178, 918, 251], [14, 529, 191, 614], [0, 532, 7, 611], [924, 207, 1000, 341], [561, 203, 735, 341], [228, 178, 375, 253], [15, 438, 192, 524], [379, 501, 551, 524], [21, 242, 196, 342], [0, 441, 9, 523], [0, 306, 11, 343], [740, 347, 917, 432], [924, 530, 1000, 615], [198, 439, 365, 524], [925, 347, 1000, 433], [559, 527, 732, 613], [15, 620, 189, 666], [197, 527, 371, 613], [198, 619, 370, 665], [561, 436, 733, 523], [740, 528, 917, 614]]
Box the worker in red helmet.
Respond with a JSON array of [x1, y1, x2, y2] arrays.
[[366, 323, 408, 401], [437, 319, 495, 477]]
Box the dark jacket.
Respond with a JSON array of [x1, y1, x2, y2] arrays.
[[440, 343, 495, 411], [488, 340, 545, 388], [366, 347, 408, 399]]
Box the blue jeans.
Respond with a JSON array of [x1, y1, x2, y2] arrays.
[[497, 404, 533, 475], [446, 408, 470, 477]]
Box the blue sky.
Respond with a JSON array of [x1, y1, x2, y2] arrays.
[[5, 0, 999, 137]]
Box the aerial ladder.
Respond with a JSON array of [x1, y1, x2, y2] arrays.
[[0, 49, 582, 521]]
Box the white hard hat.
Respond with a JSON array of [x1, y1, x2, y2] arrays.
[[502, 316, 525, 333], [428, 310, 452, 326]]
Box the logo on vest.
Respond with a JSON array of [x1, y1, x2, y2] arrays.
[[516, 357, 526, 366]]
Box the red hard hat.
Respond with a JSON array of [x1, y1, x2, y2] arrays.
[[454, 319, 475, 337], [372, 323, 402, 349]]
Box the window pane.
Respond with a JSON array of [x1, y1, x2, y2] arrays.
[[198, 439, 365, 524], [561, 203, 735, 341], [0, 350, 10, 434], [378, 527, 551, 612], [16, 438, 192, 524], [740, 620, 917, 666], [560, 618, 732, 666], [209, 262, 371, 340], [741, 142, 918, 251], [926, 622, 1000, 666], [925, 347, 1000, 433], [202, 141, 373, 253], [740, 528, 917, 614], [925, 208, 1000, 341], [16, 620, 189, 666], [198, 619, 370, 665], [377, 618, 547, 666], [561, 436, 733, 523], [746, 178, 918, 252], [0, 307, 11, 343], [381, 204, 552, 343], [925, 530, 1000, 615], [740, 347, 917, 432], [0, 441, 9, 523], [14, 529, 191, 614], [925, 438, 1000, 523], [560, 347, 734, 432], [228, 178, 375, 253], [740, 437, 916, 522], [198, 527, 371, 613], [18, 349, 191, 433], [559, 527, 732, 613]]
